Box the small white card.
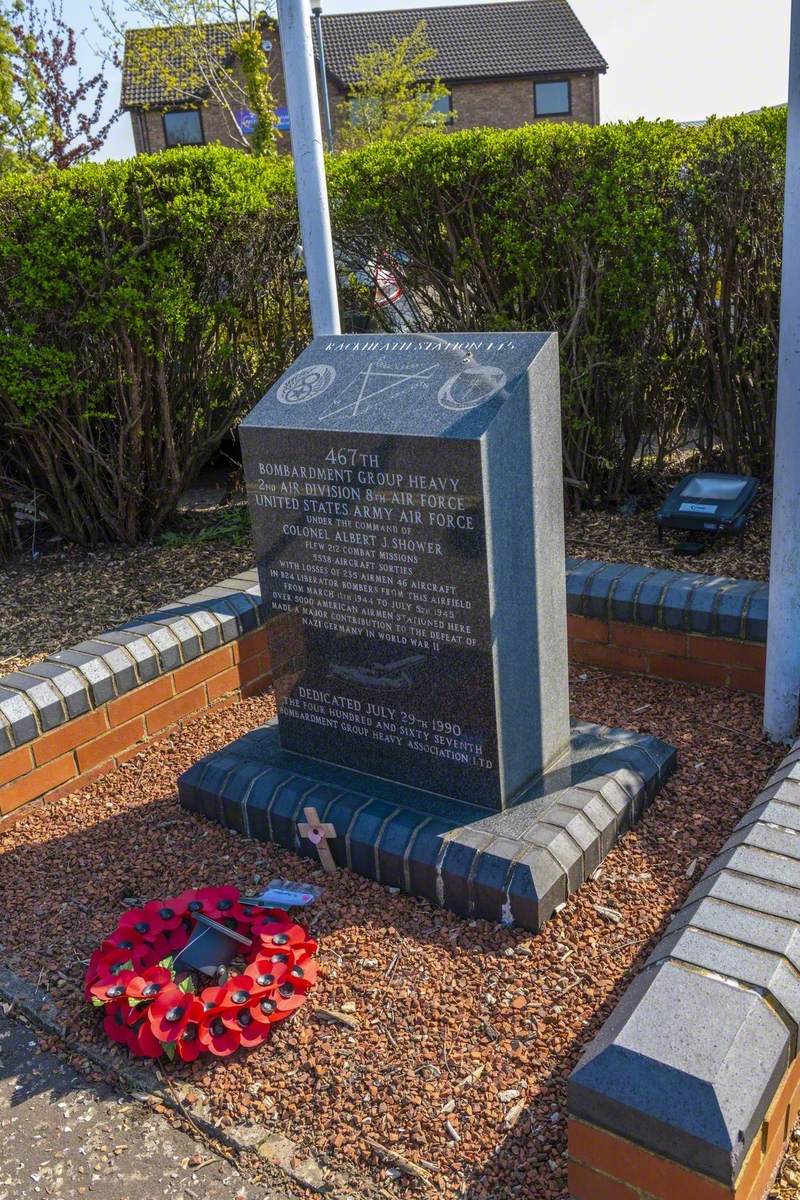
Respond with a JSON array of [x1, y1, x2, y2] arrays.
[[255, 879, 322, 907]]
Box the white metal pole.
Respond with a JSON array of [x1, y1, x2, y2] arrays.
[[765, 0, 800, 742], [277, 0, 340, 336]]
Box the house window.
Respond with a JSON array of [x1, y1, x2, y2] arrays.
[[349, 97, 381, 128], [534, 80, 571, 117], [163, 109, 204, 147], [424, 93, 453, 124]]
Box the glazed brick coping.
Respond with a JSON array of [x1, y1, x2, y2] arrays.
[[568, 736, 800, 1200], [0, 557, 770, 755], [565, 557, 768, 641], [566, 558, 768, 695], [0, 557, 769, 820], [0, 554, 772, 758], [0, 569, 264, 755]]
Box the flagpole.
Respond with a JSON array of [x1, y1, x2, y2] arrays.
[[277, 0, 341, 336], [765, 0, 800, 742]]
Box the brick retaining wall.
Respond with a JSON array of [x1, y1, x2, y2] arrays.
[[0, 571, 302, 827], [0, 558, 769, 824], [568, 614, 766, 692], [566, 558, 768, 693]]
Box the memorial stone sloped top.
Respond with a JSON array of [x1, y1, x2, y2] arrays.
[[239, 332, 569, 812], [240, 333, 552, 438]]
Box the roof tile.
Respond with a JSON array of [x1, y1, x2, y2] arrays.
[[318, 1, 606, 86]]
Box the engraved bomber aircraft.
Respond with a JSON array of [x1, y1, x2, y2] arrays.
[[328, 655, 426, 690]]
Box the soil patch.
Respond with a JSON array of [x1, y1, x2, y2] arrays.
[[1, 509, 253, 675], [565, 482, 770, 581]]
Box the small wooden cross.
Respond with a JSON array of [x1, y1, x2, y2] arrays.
[[298, 807, 337, 875]]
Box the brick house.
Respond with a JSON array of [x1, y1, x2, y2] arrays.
[[121, 0, 607, 155]]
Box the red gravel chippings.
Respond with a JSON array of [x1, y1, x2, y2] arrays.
[[0, 672, 784, 1199]]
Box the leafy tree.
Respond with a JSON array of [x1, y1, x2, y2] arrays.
[[329, 110, 786, 499], [0, 4, 48, 173], [110, 0, 280, 156], [3, 0, 119, 169], [339, 20, 452, 151]]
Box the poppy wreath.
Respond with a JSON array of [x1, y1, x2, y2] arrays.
[[84, 885, 317, 1061]]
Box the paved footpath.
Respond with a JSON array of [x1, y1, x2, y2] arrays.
[[0, 1013, 290, 1200]]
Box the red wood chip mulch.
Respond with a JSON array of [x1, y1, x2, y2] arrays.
[[0, 673, 783, 1199]]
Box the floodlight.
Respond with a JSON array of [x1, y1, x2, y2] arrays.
[[656, 472, 759, 551]]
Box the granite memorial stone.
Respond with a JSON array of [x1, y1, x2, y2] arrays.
[[240, 332, 569, 810], [179, 332, 676, 930]]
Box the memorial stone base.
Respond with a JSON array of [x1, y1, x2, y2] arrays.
[[178, 719, 676, 932]]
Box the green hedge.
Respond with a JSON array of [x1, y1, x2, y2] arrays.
[[328, 109, 787, 502], [0, 147, 307, 544], [0, 112, 787, 544]]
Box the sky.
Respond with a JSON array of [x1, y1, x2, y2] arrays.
[[60, 0, 793, 161]]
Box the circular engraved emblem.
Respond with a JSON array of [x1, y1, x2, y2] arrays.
[[437, 364, 508, 411], [277, 363, 337, 406]]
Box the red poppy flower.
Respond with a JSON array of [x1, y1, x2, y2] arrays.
[[90, 947, 141, 985], [285, 951, 318, 991], [228, 1006, 272, 1049], [219, 974, 260, 1011], [162, 922, 191, 955], [102, 928, 146, 955], [273, 977, 307, 1015], [118, 907, 157, 939], [243, 955, 289, 993], [84, 949, 110, 999], [231, 899, 266, 925], [103, 1000, 135, 1048], [199, 885, 240, 923], [176, 1017, 205, 1061], [147, 933, 174, 965], [162, 891, 191, 919], [147, 986, 202, 1043], [246, 992, 282, 1027], [85, 947, 105, 978], [122, 905, 185, 942], [99, 940, 152, 974], [171, 888, 210, 919], [249, 906, 289, 926], [127, 965, 172, 1001], [218, 905, 260, 938], [220, 973, 273, 1029], [143, 898, 185, 932], [198, 1013, 240, 1056], [128, 1016, 164, 1059], [251, 911, 305, 944], [147, 924, 189, 964], [197, 985, 229, 1017], [89, 970, 135, 1004]]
